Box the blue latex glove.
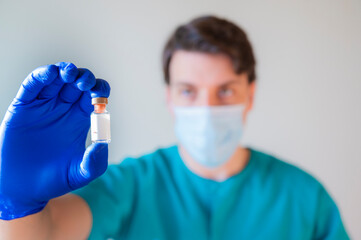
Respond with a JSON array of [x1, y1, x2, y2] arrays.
[[0, 62, 111, 220]]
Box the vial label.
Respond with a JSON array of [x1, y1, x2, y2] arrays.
[[91, 113, 111, 143]]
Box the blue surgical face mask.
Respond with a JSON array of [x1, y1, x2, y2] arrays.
[[173, 104, 245, 168]]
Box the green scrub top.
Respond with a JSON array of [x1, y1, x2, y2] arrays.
[[73, 146, 349, 240]]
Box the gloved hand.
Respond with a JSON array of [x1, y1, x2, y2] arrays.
[[0, 62, 111, 220]]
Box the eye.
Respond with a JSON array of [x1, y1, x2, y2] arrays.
[[219, 88, 234, 98], [180, 88, 195, 98]]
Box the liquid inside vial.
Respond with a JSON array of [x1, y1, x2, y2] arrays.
[[91, 102, 111, 143]]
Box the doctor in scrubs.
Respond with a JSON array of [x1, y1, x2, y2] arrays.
[[0, 15, 349, 240]]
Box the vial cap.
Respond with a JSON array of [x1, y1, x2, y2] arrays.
[[92, 97, 108, 105]]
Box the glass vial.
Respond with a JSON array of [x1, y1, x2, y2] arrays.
[[91, 97, 111, 143]]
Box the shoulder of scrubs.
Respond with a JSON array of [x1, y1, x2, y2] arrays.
[[71, 147, 167, 239], [249, 148, 349, 239]]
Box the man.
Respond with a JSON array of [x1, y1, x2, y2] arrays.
[[0, 16, 349, 239]]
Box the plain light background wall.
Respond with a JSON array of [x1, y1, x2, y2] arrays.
[[0, 0, 360, 238]]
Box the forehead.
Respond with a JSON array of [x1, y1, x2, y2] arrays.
[[169, 50, 247, 86]]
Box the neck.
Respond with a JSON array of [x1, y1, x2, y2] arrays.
[[179, 145, 250, 182]]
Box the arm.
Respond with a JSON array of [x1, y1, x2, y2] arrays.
[[0, 194, 91, 240]]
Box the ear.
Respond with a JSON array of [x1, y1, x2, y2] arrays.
[[247, 81, 256, 111], [243, 81, 256, 124]]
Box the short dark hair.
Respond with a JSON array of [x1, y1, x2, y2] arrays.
[[162, 15, 256, 85]]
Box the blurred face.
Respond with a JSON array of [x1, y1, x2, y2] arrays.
[[167, 50, 256, 123]]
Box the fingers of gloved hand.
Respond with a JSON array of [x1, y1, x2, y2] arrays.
[[38, 62, 79, 99], [15, 65, 58, 103], [38, 76, 64, 99], [75, 69, 96, 91], [78, 90, 93, 115], [68, 143, 108, 189], [59, 68, 96, 103], [55, 62, 79, 83], [90, 79, 111, 98]]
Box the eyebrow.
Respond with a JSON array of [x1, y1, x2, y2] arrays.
[[220, 79, 242, 87], [171, 79, 242, 88], [171, 82, 195, 88]]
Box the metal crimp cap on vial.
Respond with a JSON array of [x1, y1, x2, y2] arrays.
[[91, 97, 108, 105]]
